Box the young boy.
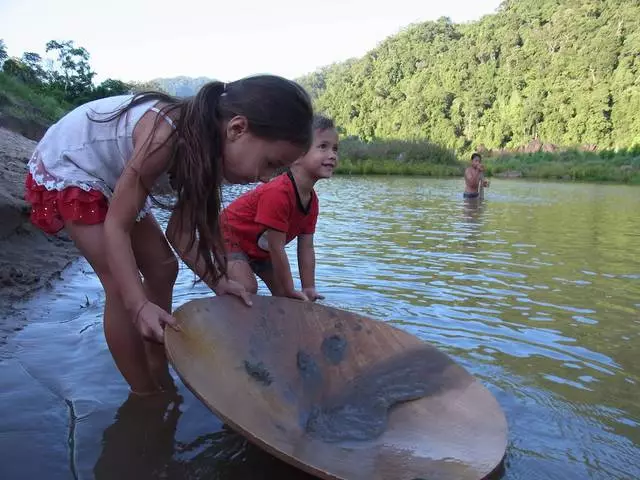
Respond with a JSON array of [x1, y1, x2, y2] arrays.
[[464, 152, 490, 199], [219, 115, 339, 302]]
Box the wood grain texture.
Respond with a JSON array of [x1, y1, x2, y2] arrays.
[[165, 295, 508, 480]]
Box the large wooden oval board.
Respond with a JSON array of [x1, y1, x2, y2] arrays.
[[165, 295, 507, 480]]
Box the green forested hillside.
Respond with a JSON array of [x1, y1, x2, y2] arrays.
[[298, 0, 640, 155]]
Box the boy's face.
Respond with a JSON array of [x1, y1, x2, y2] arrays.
[[297, 128, 339, 179], [472, 157, 481, 169]]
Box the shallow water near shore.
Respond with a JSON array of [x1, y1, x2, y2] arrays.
[[1, 177, 639, 480]]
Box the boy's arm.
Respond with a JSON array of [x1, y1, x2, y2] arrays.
[[266, 229, 309, 301], [482, 169, 490, 188], [166, 210, 252, 306], [297, 234, 324, 302]]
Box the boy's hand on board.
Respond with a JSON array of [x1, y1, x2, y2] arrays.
[[302, 287, 325, 302], [285, 289, 310, 302]]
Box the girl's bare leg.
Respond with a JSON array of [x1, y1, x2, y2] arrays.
[[130, 214, 178, 392], [64, 221, 158, 394]]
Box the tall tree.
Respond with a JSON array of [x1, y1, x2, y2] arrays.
[[45, 40, 96, 102], [0, 39, 7, 67]]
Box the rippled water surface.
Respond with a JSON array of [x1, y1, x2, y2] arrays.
[[1, 177, 639, 480]]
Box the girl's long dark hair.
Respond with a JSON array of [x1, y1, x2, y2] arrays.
[[91, 75, 313, 286]]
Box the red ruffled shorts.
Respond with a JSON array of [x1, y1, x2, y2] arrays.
[[24, 172, 109, 234]]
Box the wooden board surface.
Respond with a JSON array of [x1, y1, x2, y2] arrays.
[[165, 295, 508, 480]]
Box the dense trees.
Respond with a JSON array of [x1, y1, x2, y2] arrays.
[[297, 0, 640, 155]]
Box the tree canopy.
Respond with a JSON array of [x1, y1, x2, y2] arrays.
[[297, 0, 640, 154]]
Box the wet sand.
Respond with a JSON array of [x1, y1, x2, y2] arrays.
[[0, 127, 79, 347]]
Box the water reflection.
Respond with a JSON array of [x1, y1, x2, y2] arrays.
[[93, 391, 315, 480], [1, 177, 639, 480], [460, 196, 485, 251], [94, 392, 182, 480]]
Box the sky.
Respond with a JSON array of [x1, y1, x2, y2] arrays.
[[0, 0, 502, 83]]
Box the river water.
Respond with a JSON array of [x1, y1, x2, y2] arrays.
[[1, 177, 639, 479]]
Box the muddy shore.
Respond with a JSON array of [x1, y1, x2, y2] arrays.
[[0, 127, 79, 346]]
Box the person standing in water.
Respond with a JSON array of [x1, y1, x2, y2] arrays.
[[24, 75, 314, 396], [219, 115, 339, 302], [464, 152, 489, 199]]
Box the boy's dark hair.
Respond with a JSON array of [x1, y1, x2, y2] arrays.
[[471, 152, 482, 161], [92, 75, 313, 285], [313, 114, 335, 131]]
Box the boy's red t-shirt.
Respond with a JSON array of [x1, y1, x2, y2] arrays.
[[220, 171, 319, 261]]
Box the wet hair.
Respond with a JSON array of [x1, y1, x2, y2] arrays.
[[471, 152, 482, 162], [91, 75, 313, 286], [312, 114, 335, 132]]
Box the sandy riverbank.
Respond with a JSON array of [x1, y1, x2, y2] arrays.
[[0, 127, 79, 345]]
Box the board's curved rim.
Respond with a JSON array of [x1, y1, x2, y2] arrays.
[[165, 296, 509, 480]]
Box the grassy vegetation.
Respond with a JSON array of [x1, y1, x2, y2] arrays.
[[334, 137, 640, 184], [0, 72, 69, 126], [484, 149, 640, 184], [335, 158, 463, 176], [336, 137, 464, 176]]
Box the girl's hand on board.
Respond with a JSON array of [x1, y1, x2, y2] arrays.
[[133, 300, 180, 344], [215, 277, 253, 307]]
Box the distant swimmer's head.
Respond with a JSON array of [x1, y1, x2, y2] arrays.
[[471, 152, 482, 169]]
